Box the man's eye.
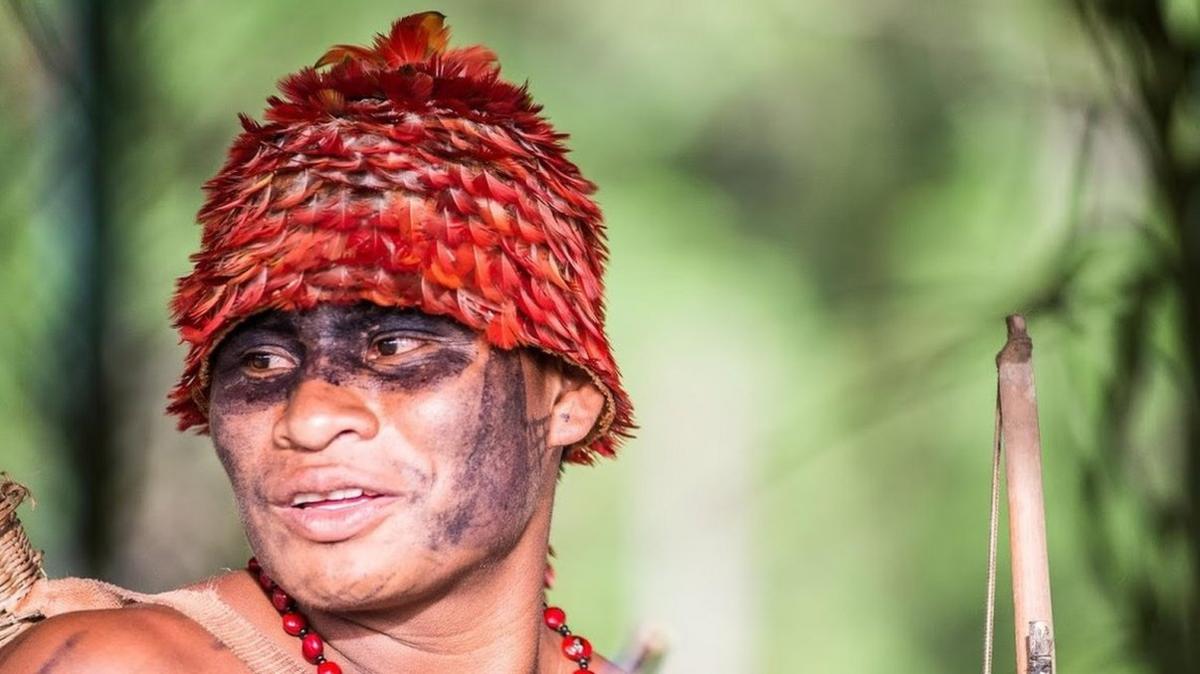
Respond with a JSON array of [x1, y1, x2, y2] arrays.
[[239, 350, 293, 376], [369, 335, 423, 360]]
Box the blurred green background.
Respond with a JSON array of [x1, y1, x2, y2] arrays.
[[2, 0, 1198, 671]]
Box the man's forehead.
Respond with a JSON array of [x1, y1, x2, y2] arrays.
[[229, 304, 478, 338]]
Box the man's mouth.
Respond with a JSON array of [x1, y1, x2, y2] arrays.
[[273, 485, 401, 543], [290, 487, 382, 510]]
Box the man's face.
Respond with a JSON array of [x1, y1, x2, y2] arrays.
[[207, 303, 560, 611]]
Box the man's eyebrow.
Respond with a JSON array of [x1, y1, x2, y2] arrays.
[[354, 308, 474, 336], [218, 312, 299, 348], [239, 311, 298, 334]]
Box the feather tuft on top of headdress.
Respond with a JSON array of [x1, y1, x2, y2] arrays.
[[267, 11, 511, 123]]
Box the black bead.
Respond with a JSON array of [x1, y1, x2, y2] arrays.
[[315, 655, 326, 664], [298, 628, 308, 637], [558, 625, 571, 635]]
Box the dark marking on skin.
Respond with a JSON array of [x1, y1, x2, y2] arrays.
[[442, 349, 529, 546], [525, 414, 551, 462], [361, 349, 475, 391], [436, 504, 474, 549], [209, 304, 476, 413], [213, 445, 239, 491], [429, 348, 551, 550], [34, 630, 84, 674], [209, 312, 303, 408]]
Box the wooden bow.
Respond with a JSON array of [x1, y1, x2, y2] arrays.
[[983, 315, 1056, 674]]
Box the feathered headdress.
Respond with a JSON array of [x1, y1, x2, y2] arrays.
[[169, 11, 633, 463]]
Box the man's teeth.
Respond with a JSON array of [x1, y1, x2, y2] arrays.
[[291, 488, 366, 507]]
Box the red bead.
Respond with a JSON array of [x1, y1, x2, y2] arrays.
[[302, 632, 325, 663], [257, 572, 275, 592], [543, 606, 566, 630], [270, 587, 292, 612], [247, 557, 261, 574], [281, 612, 306, 636], [573, 670, 590, 674], [562, 635, 592, 660], [317, 663, 343, 674]]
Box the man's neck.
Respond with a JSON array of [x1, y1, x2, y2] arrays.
[[302, 513, 562, 674]]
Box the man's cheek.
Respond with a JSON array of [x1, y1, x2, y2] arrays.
[[392, 386, 462, 424], [210, 411, 265, 494], [425, 352, 539, 550], [385, 391, 480, 459], [373, 393, 490, 547], [212, 429, 277, 552]]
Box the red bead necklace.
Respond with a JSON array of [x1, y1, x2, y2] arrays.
[[247, 557, 595, 673]]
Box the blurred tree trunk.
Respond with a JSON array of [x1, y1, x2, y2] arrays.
[[11, 0, 121, 575], [1071, 0, 1199, 668], [36, 0, 147, 577], [68, 0, 117, 577]]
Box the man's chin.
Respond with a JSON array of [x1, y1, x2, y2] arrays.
[[293, 564, 444, 614], [258, 541, 441, 612]]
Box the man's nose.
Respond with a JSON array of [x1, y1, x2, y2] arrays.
[[273, 377, 380, 451]]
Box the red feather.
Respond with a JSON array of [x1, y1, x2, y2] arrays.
[[169, 11, 636, 464]]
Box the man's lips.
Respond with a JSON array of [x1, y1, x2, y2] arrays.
[[266, 474, 406, 543], [271, 492, 401, 543], [289, 487, 379, 508]]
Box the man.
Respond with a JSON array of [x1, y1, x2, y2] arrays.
[[0, 11, 635, 673]]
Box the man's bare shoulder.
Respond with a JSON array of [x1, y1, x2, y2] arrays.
[[0, 603, 245, 674]]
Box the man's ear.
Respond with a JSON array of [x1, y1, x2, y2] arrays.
[[546, 367, 606, 449]]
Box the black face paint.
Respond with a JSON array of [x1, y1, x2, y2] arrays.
[[209, 312, 302, 408], [208, 304, 477, 411], [208, 302, 558, 564], [429, 346, 551, 550]]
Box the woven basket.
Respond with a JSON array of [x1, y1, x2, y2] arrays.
[[0, 475, 45, 645]]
